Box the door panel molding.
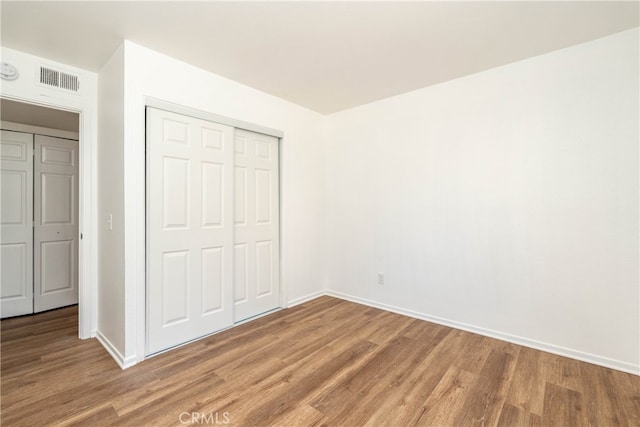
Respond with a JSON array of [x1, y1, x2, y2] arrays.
[[0, 130, 34, 318], [233, 129, 280, 322], [146, 107, 281, 355], [146, 107, 235, 355], [34, 134, 79, 313]]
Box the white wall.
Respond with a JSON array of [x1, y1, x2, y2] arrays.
[[324, 28, 639, 373], [96, 43, 126, 360], [4, 28, 638, 374], [121, 41, 327, 363], [0, 47, 98, 340]]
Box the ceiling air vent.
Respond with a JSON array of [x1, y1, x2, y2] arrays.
[[39, 66, 80, 93]]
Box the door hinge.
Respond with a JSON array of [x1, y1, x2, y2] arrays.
[[80, 233, 83, 240]]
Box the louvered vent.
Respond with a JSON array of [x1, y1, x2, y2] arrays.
[[39, 66, 80, 92]]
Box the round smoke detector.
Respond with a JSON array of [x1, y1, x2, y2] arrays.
[[1, 62, 19, 81]]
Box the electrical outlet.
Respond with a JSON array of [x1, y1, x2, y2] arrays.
[[377, 272, 384, 285]]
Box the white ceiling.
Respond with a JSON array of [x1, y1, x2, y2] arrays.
[[1, 1, 638, 114]]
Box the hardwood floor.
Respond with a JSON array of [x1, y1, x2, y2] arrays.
[[1, 296, 638, 426]]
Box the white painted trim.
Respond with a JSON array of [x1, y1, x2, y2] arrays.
[[0, 95, 97, 341], [142, 306, 283, 360], [287, 291, 325, 308], [278, 136, 286, 310], [132, 94, 146, 364], [1, 121, 79, 140], [96, 331, 137, 370], [145, 98, 284, 138], [325, 290, 640, 376], [234, 307, 283, 326]]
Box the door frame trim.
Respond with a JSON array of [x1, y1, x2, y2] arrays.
[[146, 98, 284, 139], [0, 96, 97, 340], [0, 121, 79, 140]]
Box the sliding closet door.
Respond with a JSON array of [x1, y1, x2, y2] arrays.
[[233, 129, 280, 322], [34, 135, 79, 312], [147, 108, 234, 354], [0, 130, 34, 318]]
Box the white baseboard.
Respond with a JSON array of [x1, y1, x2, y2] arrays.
[[96, 331, 137, 370], [287, 290, 326, 308], [95, 288, 638, 375], [325, 290, 640, 376]]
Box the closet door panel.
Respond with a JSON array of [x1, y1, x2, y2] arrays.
[[147, 108, 234, 355], [0, 130, 34, 318], [34, 135, 79, 313], [233, 129, 280, 322]]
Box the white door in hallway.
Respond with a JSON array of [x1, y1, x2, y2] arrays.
[[233, 129, 280, 322], [147, 108, 235, 354], [33, 135, 79, 313], [0, 130, 34, 318]]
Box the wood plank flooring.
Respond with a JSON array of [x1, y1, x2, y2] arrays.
[[1, 296, 639, 426]]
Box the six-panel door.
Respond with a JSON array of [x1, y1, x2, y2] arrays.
[[233, 129, 280, 322], [146, 108, 281, 354], [34, 135, 79, 312], [147, 108, 236, 354], [0, 130, 34, 318]]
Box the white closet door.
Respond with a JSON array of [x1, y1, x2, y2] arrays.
[[0, 130, 34, 318], [147, 108, 234, 354], [233, 129, 280, 322], [33, 135, 79, 313]]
